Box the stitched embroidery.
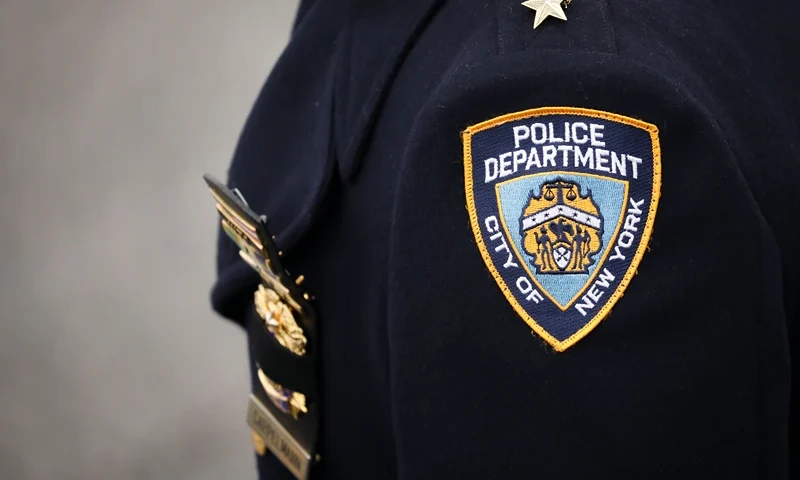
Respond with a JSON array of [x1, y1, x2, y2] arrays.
[[463, 107, 661, 351]]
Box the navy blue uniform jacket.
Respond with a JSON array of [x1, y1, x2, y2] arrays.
[[211, 1, 799, 478]]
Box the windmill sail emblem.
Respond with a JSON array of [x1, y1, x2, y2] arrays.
[[462, 107, 661, 351], [521, 180, 603, 274]]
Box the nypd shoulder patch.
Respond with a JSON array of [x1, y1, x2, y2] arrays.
[[463, 107, 661, 351]]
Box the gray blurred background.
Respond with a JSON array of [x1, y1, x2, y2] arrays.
[[0, 1, 295, 478]]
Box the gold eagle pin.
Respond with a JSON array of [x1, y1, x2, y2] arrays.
[[522, 0, 571, 29]]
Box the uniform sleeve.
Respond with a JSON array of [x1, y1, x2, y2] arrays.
[[384, 41, 792, 479], [793, 320, 799, 476]]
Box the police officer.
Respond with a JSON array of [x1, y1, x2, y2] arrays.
[[209, 1, 799, 478]]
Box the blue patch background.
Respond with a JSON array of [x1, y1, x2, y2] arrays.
[[496, 174, 627, 307], [469, 113, 656, 342]]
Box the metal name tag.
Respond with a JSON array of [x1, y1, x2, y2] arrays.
[[247, 394, 313, 480]]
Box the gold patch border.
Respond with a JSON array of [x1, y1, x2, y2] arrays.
[[494, 172, 629, 311], [462, 106, 661, 352]]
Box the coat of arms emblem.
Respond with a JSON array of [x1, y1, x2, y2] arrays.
[[521, 180, 603, 274]]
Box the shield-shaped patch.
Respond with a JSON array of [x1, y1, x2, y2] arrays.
[[463, 107, 661, 351]]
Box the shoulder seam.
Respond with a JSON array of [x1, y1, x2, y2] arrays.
[[600, 0, 619, 54]]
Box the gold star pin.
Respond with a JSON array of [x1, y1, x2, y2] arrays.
[[522, 0, 569, 29]]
